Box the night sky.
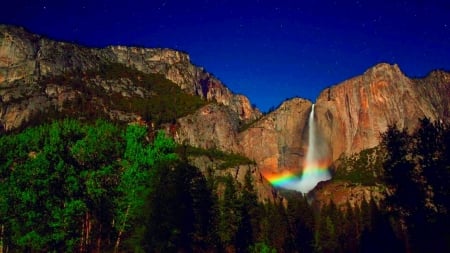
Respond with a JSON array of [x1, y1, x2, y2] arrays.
[[2, 0, 450, 112]]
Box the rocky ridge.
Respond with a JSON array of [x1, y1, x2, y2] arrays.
[[0, 25, 260, 131]]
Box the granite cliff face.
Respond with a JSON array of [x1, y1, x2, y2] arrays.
[[239, 98, 312, 175], [315, 63, 450, 162], [174, 103, 241, 153], [0, 25, 260, 131]]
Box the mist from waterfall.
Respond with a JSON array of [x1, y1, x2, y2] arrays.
[[297, 104, 331, 193], [263, 104, 331, 193]]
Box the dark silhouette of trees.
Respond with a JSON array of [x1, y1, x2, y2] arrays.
[[381, 118, 450, 253]]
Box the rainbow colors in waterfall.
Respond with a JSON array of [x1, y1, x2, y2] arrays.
[[264, 159, 331, 193], [265, 104, 331, 193]]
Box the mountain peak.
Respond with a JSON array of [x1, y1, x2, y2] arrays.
[[365, 62, 401, 73]]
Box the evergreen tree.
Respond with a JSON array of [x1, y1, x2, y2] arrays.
[[315, 215, 337, 253], [380, 120, 450, 252], [381, 124, 420, 251], [286, 193, 314, 253], [114, 128, 177, 252], [218, 174, 241, 251], [340, 202, 359, 253], [137, 162, 215, 252], [236, 169, 260, 252], [360, 198, 402, 253], [410, 118, 450, 252], [266, 201, 290, 252]]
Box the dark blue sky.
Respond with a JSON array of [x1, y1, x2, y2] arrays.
[[2, 0, 450, 111]]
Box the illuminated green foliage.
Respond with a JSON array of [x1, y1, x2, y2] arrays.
[[0, 120, 177, 252]]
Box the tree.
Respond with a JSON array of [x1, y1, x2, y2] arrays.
[[315, 215, 337, 253], [266, 201, 290, 251], [381, 125, 420, 213], [410, 118, 450, 252], [134, 162, 216, 252], [360, 198, 401, 253], [339, 202, 359, 253], [286, 193, 314, 253], [114, 128, 177, 252], [381, 125, 420, 250], [380, 120, 450, 252], [236, 169, 260, 252], [217, 174, 241, 251]]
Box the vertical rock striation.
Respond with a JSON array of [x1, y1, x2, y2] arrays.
[[239, 98, 312, 174], [315, 63, 450, 161]]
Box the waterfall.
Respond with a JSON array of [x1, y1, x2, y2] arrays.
[[306, 104, 316, 163], [297, 104, 331, 193], [263, 104, 331, 193]]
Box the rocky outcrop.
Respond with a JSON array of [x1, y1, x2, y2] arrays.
[[174, 103, 241, 153], [239, 98, 312, 174], [311, 181, 386, 208]]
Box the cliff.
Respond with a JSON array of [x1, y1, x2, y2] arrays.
[[239, 98, 312, 175], [315, 63, 450, 161], [0, 25, 261, 131]]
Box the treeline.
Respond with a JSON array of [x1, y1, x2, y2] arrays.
[[1, 118, 450, 252], [0, 119, 300, 252]]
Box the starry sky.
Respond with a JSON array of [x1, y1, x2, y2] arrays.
[[2, 0, 450, 112]]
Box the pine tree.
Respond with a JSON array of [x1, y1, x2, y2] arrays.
[[340, 201, 359, 253], [315, 201, 338, 253], [286, 193, 314, 253], [236, 169, 260, 252], [381, 124, 420, 251], [218, 174, 241, 251]]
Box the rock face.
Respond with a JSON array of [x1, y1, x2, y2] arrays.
[[174, 103, 241, 153], [311, 181, 385, 208], [315, 63, 450, 161], [0, 25, 261, 131], [239, 98, 312, 175], [109, 46, 259, 120]]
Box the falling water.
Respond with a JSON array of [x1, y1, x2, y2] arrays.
[[306, 104, 316, 163], [263, 104, 331, 193], [297, 104, 331, 193]]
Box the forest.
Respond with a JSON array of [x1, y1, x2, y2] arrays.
[[0, 117, 449, 252]]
